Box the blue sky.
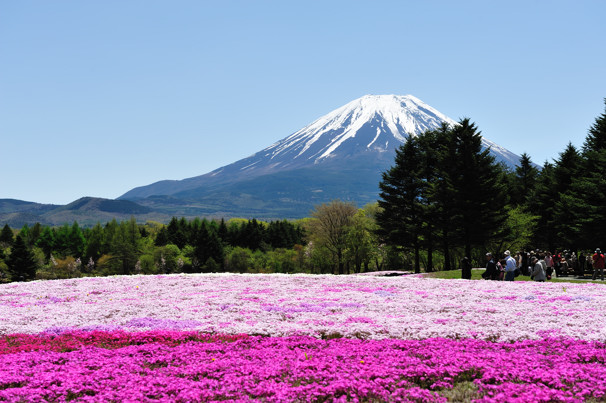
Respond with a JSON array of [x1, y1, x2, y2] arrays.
[[1, 0, 605, 205]]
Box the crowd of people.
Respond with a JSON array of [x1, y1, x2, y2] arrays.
[[461, 249, 606, 282]]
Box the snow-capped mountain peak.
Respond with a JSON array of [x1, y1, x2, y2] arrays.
[[119, 94, 522, 203], [262, 94, 457, 164]]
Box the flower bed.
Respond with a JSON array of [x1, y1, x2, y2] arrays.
[[1, 331, 605, 402], [1, 273, 605, 341], [1, 273, 606, 401]]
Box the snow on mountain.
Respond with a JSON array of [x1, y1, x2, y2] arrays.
[[231, 94, 520, 174], [120, 94, 522, 201]]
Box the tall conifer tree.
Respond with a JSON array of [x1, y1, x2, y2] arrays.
[[7, 234, 38, 281], [377, 136, 426, 272]]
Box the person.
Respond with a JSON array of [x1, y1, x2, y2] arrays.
[[504, 250, 517, 281], [545, 251, 554, 280], [592, 248, 605, 281], [483, 253, 498, 280], [461, 257, 472, 280], [560, 256, 569, 277], [531, 256, 546, 282], [586, 253, 594, 278], [497, 258, 505, 281]]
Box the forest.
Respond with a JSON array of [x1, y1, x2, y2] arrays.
[[0, 99, 604, 282]]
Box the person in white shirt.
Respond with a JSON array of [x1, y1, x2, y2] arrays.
[[504, 250, 517, 281]]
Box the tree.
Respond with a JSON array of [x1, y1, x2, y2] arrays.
[[193, 222, 224, 271], [551, 143, 583, 249], [306, 200, 358, 275], [7, 234, 38, 281], [583, 98, 606, 153], [68, 221, 86, 257], [529, 162, 558, 249], [110, 217, 141, 275], [0, 224, 14, 248], [345, 209, 377, 273], [377, 119, 508, 269], [84, 223, 105, 262], [447, 119, 508, 260], [377, 136, 426, 272], [560, 100, 606, 250], [511, 153, 539, 208], [35, 226, 55, 259]]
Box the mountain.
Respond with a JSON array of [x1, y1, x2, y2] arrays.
[[119, 95, 523, 218], [121, 95, 520, 200], [0, 197, 168, 227]]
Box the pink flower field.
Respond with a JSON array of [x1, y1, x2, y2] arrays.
[[1, 273, 606, 401]]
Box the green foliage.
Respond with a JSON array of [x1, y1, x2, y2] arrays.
[[377, 119, 509, 270], [6, 234, 38, 281], [0, 224, 14, 247], [225, 246, 253, 273], [306, 200, 358, 275]]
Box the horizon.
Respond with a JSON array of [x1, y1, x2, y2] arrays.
[[2, 1, 605, 205]]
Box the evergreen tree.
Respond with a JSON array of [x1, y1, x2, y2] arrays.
[[19, 224, 31, 246], [428, 123, 460, 270], [84, 223, 105, 262], [35, 226, 55, 259], [512, 153, 539, 208], [166, 217, 187, 249], [217, 219, 228, 244], [154, 226, 169, 247], [529, 161, 558, 249], [448, 119, 508, 260], [551, 143, 583, 249], [561, 100, 606, 249], [110, 217, 141, 275], [30, 223, 42, 245], [0, 224, 14, 247], [583, 98, 606, 153], [377, 136, 426, 272], [193, 223, 224, 271], [68, 221, 86, 257], [7, 234, 38, 281]]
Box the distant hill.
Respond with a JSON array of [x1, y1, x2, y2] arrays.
[[0, 197, 167, 227]]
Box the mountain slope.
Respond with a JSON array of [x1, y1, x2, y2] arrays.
[[121, 95, 520, 202], [118, 94, 523, 218]]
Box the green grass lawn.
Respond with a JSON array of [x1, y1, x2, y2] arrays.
[[423, 269, 605, 284]]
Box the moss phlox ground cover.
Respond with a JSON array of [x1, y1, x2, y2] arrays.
[[1, 273, 606, 401]]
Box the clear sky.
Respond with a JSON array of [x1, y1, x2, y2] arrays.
[[1, 0, 605, 205]]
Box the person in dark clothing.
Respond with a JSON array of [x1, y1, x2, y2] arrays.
[[482, 253, 498, 280], [461, 257, 472, 280], [592, 248, 605, 281]]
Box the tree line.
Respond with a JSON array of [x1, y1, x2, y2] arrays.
[[376, 99, 606, 271], [0, 209, 386, 282]]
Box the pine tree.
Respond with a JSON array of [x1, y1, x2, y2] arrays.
[[154, 226, 169, 246], [68, 221, 86, 257], [583, 98, 606, 153], [529, 162, 558, 249], [7, 234, 38, 281], [551, 143, 583, 249], [35, 226, 56, 259], [0, 224, 14, 247], [194, 223, 224, 271], [447, 119, 509, 260], [512, 153, 539, 208], [377, 136, 426, 272], [562, 100, 606, 249], [428, 123, 461, 270]]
